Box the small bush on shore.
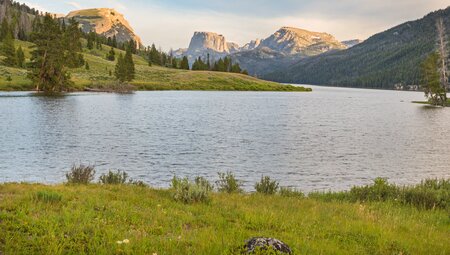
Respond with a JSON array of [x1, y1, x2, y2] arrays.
[[216, 172, 243, 193], [255, 176, 279, 195], [172, 176, 210, 204], [279, 187, 305, 198], [194, 176, 214, 192], [99, 170, 129, 185], [65, 164, 95, 184]]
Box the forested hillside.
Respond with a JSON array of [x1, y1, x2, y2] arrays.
[[265, 7, 450, 89]]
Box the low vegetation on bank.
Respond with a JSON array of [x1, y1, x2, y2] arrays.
[[0, 165, 448, 254]]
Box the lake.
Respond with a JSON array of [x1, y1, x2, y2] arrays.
[[0, 86, 449, 191]]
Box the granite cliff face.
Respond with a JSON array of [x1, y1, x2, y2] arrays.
[[66, 8, 143, 47], [0, 0, 37, 38]]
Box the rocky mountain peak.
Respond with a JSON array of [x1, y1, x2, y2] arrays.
[[66, 8, 142, 47], [260, 26, 346, 55], [188, 31, 234, 54]]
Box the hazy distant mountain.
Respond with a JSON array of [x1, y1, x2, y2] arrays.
[[341, 39, 363, 48], [241, 39, 262, 51], [66, 8, 143, 47], [231, 27, 346, 76], [258, 27, 346, 56], [264, 7, 450, 89], [176, 31, 241, 66]]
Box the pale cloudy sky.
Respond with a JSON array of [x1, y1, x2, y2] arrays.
[[23, 0, 450, 50]]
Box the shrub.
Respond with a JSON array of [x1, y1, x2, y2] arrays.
[[255, 176, 279, 195], [65, 164, 95, 184], [194, 176, 214, 192], [99, 170, 129, 184], [279, 187, 305, 198], [130, 180, 148, 187], [216, 172, 243, 193], [34, 191, 62, 203], [172, 176, 210, 204], [309, 178, 450, 210]]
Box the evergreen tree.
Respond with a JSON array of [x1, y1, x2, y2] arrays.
[[1, 30, 16, 66], [106, 47, 116, 61], [115, 53, 127, 82], [64, 18, 84, 68], [86, 31, 94, 49], [180, 56, 189, 70], [421, 53, 446, 106], [28, 14, 72, 92], [0, 18, 9, 40], [231, 63, 242, 73], [85, 61, 90, 70], [16, 45, 25, 68], [172, 58, 178, 68], [149, 43, 160, 65], [112, 35, 117, 48], [124, 47, 135, 81]]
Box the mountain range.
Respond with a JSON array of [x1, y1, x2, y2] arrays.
[[1, 0, 449, 89], [174, 27, 356, 74]]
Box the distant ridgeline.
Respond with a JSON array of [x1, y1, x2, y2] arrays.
[[264, 7, 450, 89]]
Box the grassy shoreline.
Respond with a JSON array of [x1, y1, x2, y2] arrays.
[[0, 179, 448, 254], [0, 40, 311, 93]]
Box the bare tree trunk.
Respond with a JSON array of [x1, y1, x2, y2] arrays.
[[436, 18, 448, 102]]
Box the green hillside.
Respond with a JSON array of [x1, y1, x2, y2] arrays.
[[264, 7, 450, 89], [0, 40, 311, 92]]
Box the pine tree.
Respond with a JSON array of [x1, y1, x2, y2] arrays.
[[0, 18, 9, 41], [180, 56, 189, 70], [1, 30, 16, 67], [115, 53, 126, 82], [112, 35, 117, 48], [16, 45, 25, 68], [124, 47, 135, 81], [106, 47, 116, 61], [64, 18, 84, 68], [231, 63, 242, 73], [421, 53, 444, 105], [28, 14, 72, 92], [87, 31, 94, 50], [172, 58, 178, 68], [85, 61, 90, 70]]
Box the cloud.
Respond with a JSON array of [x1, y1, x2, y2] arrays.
[[66, 1, 82, 9]]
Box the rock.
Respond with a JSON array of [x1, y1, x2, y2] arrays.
[[66, 8, 143, 48], [244, 237, 292, 254]]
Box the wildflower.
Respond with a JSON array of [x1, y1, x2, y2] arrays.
[[123, 239, 130, 244], [157, 204, 161, 207], [116, 241, 123, 244]]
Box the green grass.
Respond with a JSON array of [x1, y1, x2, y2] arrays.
[[0, 183, 448, 254], [0, 40, 311, 92]]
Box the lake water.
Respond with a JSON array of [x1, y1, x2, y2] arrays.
[[0, 86, 449, 191]]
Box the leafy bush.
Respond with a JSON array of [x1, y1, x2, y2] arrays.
[[34, 191, 62, 203], [99, 170, 129, 185], [255, 176, 279, 195], [172, 176, 210, 204], [279, 187, 305, 198], [309, 178, 450, 210], [194, 176, 214, 192], [65, 164, 95, 184], [130, 180, 148, 187], [216, 172, 243, 193]]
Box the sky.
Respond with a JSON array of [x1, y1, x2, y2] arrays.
[[23, 0, 450, 50]]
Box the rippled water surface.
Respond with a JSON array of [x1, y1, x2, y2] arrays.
[[1, 86, 449, 191]]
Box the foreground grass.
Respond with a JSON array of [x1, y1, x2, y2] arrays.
[[0, 40, 310, 92], [0, 183, 448, 254]]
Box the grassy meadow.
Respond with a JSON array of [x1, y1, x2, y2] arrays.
[[0, 179, 448, 254], [0, 40, 311, 92]]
